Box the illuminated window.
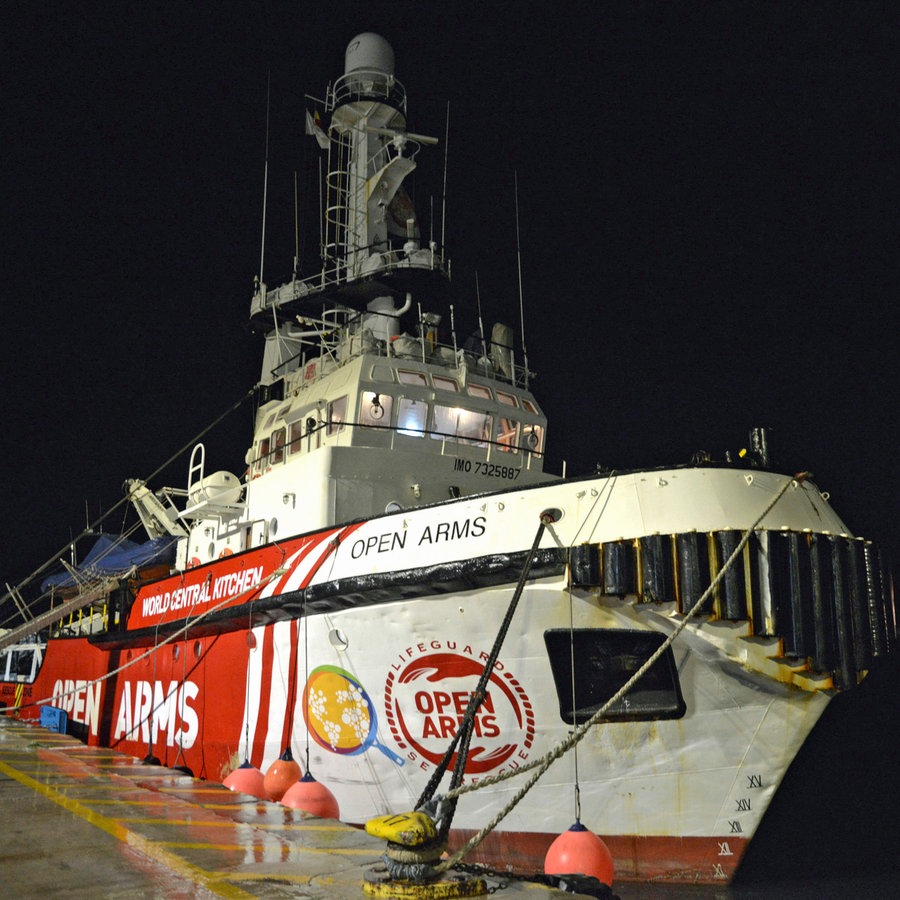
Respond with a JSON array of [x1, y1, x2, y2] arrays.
[[497, 390, 518, 407], [522, 398, 540, 415], [432, 404, 491, 446], [398, 370, 427, 386], [271, 427, 285, 464], [360, 392, 393, 428], [497, 416, 519, 453], [397, 398, 427, 436], [327, 396, 348, 435], [255, 437, 270, 474]]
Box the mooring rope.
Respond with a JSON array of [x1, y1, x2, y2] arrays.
[[0, 387, 255, 625], [432, 472, 809, 874], [0, 561, 288, 717], [415, 512, 555, 823]]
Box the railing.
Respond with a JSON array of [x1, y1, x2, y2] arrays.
[[265, 299, 530, 392], [0, 576, 121, 653], [329, 69, 406, 111], [253, 243, 448, 321], [252, 416, 543, 474]]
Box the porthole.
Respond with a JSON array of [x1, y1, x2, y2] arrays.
[[328, 629, 349, 651]]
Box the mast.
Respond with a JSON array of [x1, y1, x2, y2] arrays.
[[249, 33, 448, 330]]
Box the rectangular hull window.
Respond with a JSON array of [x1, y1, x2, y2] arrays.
[[543, 629, 686, 723]]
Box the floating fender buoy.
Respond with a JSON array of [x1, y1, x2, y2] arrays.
[[263, 747, 301, 801], [222, 758, 267, 799], [281, 772, 340, 819], [544, 820, 614, 887]]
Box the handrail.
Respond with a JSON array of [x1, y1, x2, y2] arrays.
[[330, 69, 406, 111], [0, 575, 122, 653], [251, 416, 543, 472]]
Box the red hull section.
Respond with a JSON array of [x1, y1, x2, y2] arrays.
[[1, 631, 248, 783], [451, 828, 748, 884]]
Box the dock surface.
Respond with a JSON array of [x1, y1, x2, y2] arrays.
[[0, 717, 572, 898]]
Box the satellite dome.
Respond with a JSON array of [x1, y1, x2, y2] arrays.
[[344, 32, 394, 76]]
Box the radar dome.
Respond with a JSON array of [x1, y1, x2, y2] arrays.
[[345, 32, 394, 76]]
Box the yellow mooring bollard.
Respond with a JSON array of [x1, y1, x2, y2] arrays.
[[362, 811, 487, 898]]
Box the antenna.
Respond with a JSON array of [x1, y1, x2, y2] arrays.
[[514, 171, 530, 389], [258, 72, 271, 288], [450, 303, 458, 358], [293, 171, 300, 277], [440, 101, 449, 253], [475, 271, 488, 361], [318, 156, 324, 266]]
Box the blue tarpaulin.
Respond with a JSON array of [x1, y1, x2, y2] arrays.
[[41, 534, 175, 591]]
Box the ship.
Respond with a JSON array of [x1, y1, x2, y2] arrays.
[[1, 32, 895, 885]]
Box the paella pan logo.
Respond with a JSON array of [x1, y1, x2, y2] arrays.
[[302, 665, 405, 765], [383, 645, 535, 776]]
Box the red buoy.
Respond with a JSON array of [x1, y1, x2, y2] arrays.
[[544, 821, 614, 887], [263, 747, 301, 801], [281, 772, 340, 819], [222, 759, 267, 799]]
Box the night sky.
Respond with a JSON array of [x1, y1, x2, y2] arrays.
[[3, 4, 897, 593], [2, 4, 899, 885]]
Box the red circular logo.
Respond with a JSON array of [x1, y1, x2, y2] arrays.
[[384, 648, 535, 775]]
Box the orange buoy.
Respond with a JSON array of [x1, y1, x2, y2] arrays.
[[544, 820, 614, 887], [263, 747, 301, 801], [223, 759, 267, 799], [281, 772, 340, 819]]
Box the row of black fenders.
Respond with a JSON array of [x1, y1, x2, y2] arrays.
[[570, 529, 894, 689]]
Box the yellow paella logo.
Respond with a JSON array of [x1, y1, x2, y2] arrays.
[[301, 665, 404, 765]]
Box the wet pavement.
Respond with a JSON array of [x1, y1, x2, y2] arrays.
[[8, 714, 891, 899], [0, 717, 569, 898]]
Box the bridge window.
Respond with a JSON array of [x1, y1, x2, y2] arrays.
[[497, 390, 519, 407], [328, 396, 348, 435], [431, 404, 491, 446], [271, 427, 286, 464], [522, 424, 544, 454], [398, 370, 427, 387], [498, 416, 519, 452], [398, 398, 427, 436], [289, 421, 304, 456], [433, 375, 458, 392], [253, 437, 270, 475], [360, 392, 393, 428], [467, 383, 492, 400]]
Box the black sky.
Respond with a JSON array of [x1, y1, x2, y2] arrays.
[[2, 4, 900, 884], [3, 2, 898, 592]]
